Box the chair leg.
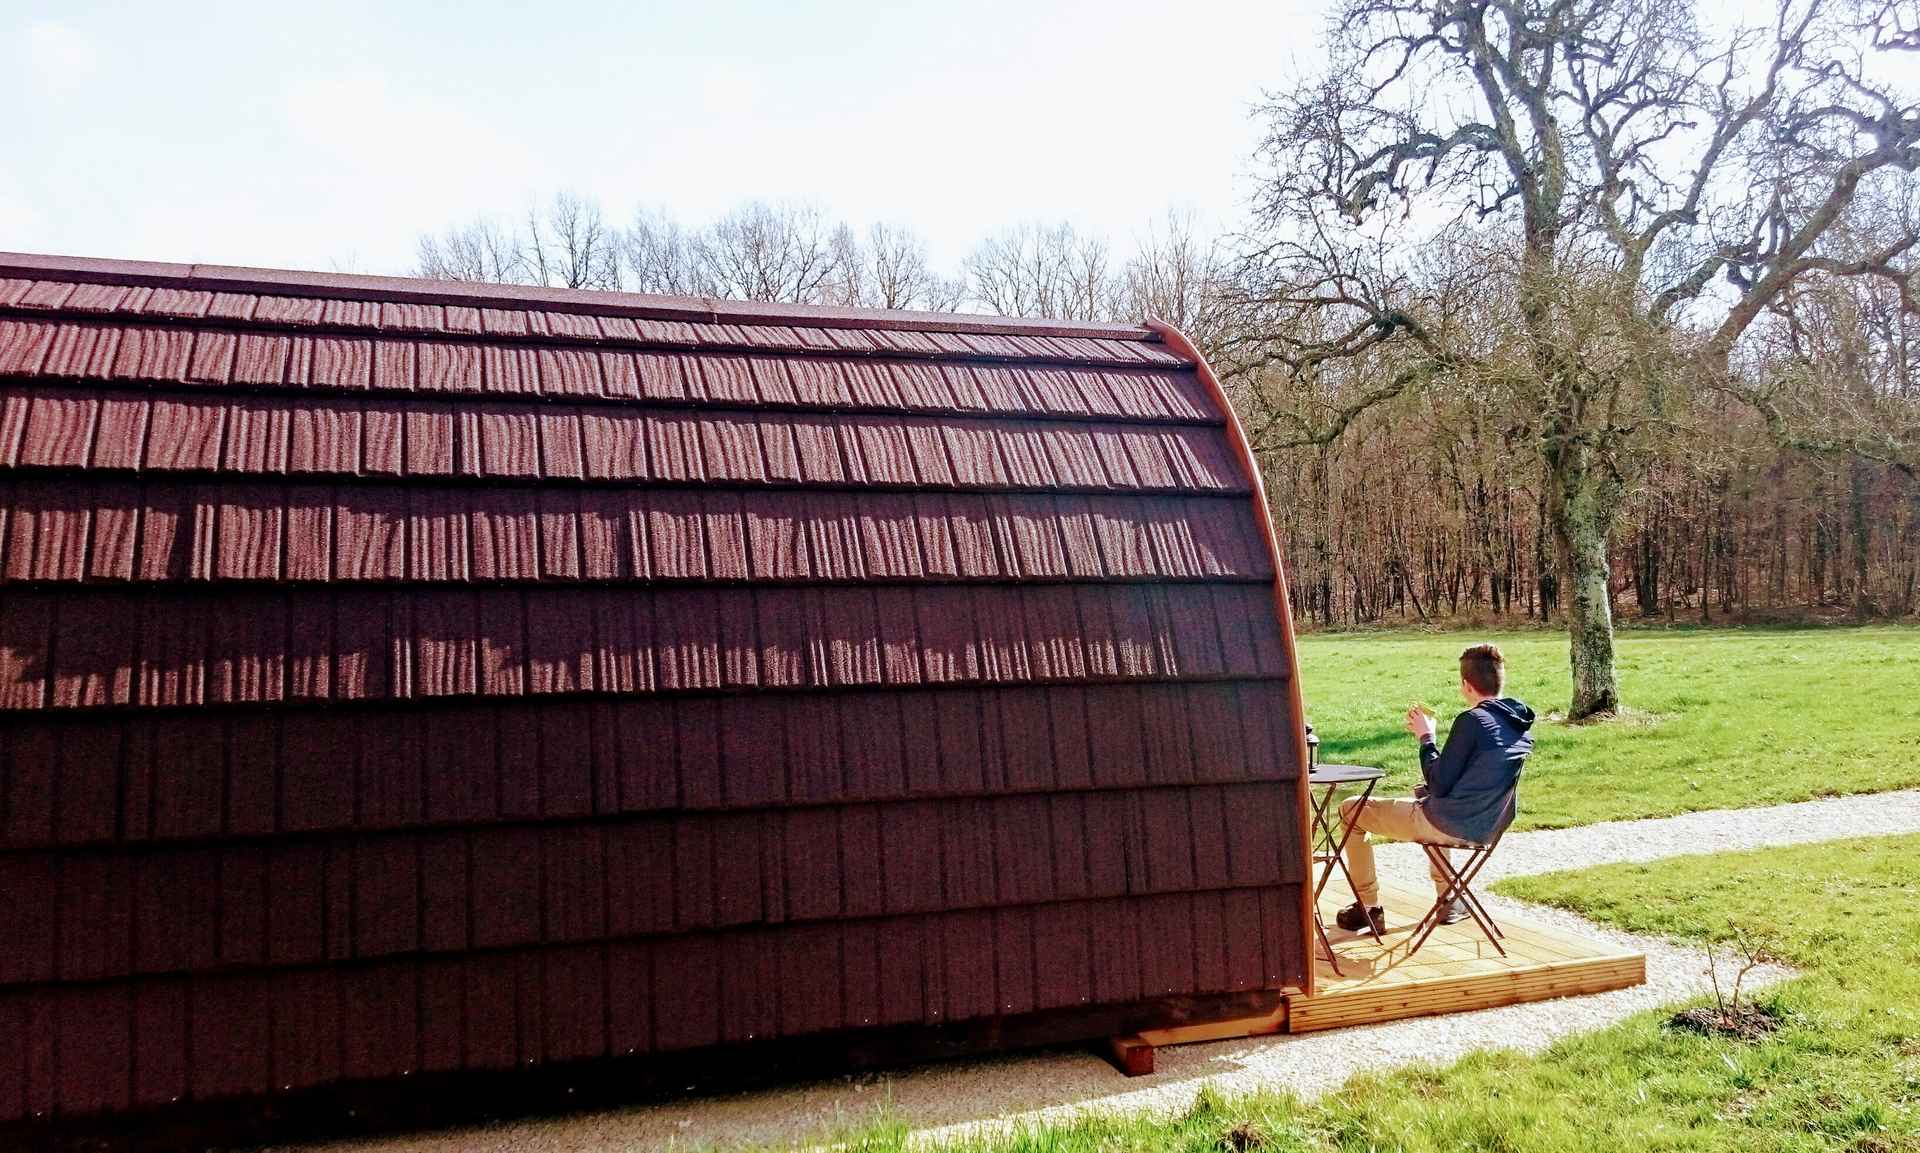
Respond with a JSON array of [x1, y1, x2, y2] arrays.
[[1314, 913, 1345, 976], [1404, 843, 1508, 959], [1402, 846, 1457, 956], [1447, 847, 1507, 944]]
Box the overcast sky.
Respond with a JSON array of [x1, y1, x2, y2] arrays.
[[3, 0, 1320, 277]]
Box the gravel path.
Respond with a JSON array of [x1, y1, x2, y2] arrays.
[[281, 789, 1920, 1153]]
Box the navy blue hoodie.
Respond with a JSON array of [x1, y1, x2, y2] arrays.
[[1419, 697, 1535, 844]]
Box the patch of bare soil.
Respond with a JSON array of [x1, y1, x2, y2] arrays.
[[1666, 1001, 1785, 1042]]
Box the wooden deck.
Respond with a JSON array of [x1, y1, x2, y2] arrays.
[[1129, 885, 1644, 1058]]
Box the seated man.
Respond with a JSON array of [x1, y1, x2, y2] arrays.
[[1335, 643, 1535, 935]]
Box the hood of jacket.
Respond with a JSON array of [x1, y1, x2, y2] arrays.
[[1479, 696, 1535, 730]]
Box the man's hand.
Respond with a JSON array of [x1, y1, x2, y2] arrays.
[[1404, 706, 1437, 743]]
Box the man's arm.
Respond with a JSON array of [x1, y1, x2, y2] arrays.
[[1419, 714, 1477, 799]]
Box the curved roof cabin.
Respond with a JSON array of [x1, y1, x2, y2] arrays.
[[0, 252, 1310, 1136]]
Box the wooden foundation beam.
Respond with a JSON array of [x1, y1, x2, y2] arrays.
[[1106, 1034, 1156, 1077]]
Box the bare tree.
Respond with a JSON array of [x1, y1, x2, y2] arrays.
[[821, 222, 869, 308], [621, 208, 710, 296], [860, 222, 968, 311], [624, 207, 961, 308], [689, 200, 846, 303], [415, 194, 622, 289], [415, 217, 527, 283], [521, 192, 622, 290], [965, 221, 1121, 321], [1120, 208, 1232, 354], [1238, 0, 1920, 718]]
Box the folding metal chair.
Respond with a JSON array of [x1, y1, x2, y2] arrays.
[[1403, 792, 1515, 959]]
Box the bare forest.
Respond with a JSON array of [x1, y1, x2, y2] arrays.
[[412, 0, 1919, 716]]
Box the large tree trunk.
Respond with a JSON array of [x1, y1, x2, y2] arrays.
[[1851, 457, 1875, 618], [1548, 448, 1622, 720]]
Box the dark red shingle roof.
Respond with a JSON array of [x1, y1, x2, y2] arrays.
[[0, 252, 1309, 1126]]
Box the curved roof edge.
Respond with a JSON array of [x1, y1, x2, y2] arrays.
[[1145, 316, 1318, 999], [0, 250, 1164, 344]]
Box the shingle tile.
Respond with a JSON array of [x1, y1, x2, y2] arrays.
[[646, 412, 706, 481], [1088, 496, 1154, 576], [993, 424, 1058, 488], [537, 490, 582, 579], [745, 356, 797, 403], [380, 300, 443, 332], [290, 399, 362, 474], [820, 587, 882, 685], [1000, 495, 1068, 577], [471, 490, 539, 579], [412, 591, 479, 696], [596, 350, 641, 398], [697, 413, 767, 482], [756, 416, 802, 482], [88, 480, 140, 579], [695, 354, 757, 403], [40, 324, 119, 379], [145, 396, 226, 471], [914, 586, 979, 683], [1038, 424, 1112, 488], [417, 342, 481, 393], [223, 400, 290, 474], [654, 589, 722, 690], [785, 359, 855, 406], [216, 485, 286, 579], [336, 488, 407, 579], [647, 490, 707, 580], [110, 327, 192, 383], [745, 491, 812, 579], [855, 493, 924, 578], [973, 588, 1032, 681], [0, 319, 57, 377], [579, 490, 644, 579], [803, 492, 865, 580], [874, 587, 920, 684], [788, 416, 848, 482], [847, 417, 917, 485], [18, 388, 98, 467], [1053, 496, 1107, 578], [363, 402, 404, 475], [593, 588, 655, 692], [370, 339, 416, 391], [139, 288, 213, 319], [5, 480, 91, 580], [755, 587, 809, 687], [1016, 368, 1090, 416], [1021, 587, 1087, 680], [405, 487, 469, 581], [945, 494, 1003, 577], [310, 337, 372, 390]]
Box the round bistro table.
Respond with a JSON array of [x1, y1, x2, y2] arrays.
[[1306, 763, 1387, 973]]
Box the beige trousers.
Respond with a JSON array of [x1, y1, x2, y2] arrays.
[[1336, 796, 1470, 908]]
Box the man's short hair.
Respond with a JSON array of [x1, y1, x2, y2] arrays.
[[1460, 643, 1505, 695]]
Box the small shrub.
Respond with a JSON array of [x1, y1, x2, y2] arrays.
[[1667, 924, 1784, 1041]]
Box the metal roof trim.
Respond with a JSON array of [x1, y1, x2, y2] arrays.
[[0, 251, 1176, 348]]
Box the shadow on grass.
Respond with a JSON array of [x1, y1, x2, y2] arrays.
[[1312, 724, 1408, 770]]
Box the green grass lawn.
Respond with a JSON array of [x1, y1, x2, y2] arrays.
[[820, 834, 1920, 1152], [1294, 626, 1920, 829]]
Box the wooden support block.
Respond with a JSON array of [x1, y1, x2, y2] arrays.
[[1137, 1001, 1288, 1048], [1106, 1034, 1155, 1077]]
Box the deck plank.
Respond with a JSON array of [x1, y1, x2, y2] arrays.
[[1137, 885, 1645, 1048]]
